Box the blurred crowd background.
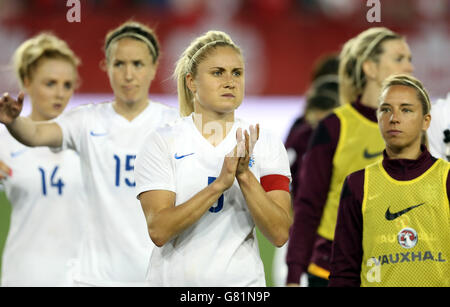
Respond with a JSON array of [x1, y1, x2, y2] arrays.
[[0, 0, 449, 99], [1, 0, 450, 286]]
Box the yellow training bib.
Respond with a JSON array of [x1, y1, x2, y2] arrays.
[[361, 159, 450, 287], [317, 104, 384, 240]]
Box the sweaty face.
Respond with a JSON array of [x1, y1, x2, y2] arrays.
[[107, 37, 157, 106], [188, 46, 244, 117], [372, 39, 414, 85], [378, 85, 430, 152], [24, 58, 76, 121]]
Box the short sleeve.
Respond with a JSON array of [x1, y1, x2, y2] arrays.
[[428, 103, 443, 159], [135, 130, 176, 199], [256, 130, 292, 191], [54, 105, 87, 152], [428, 95, 450, 160]]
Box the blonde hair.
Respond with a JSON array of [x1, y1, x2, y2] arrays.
[[339, 27, 403, 105], [13, 33, 80, 89], [380, 74, 431, 115], [174, 30, 242, 116], [104, 21, 160, 64]]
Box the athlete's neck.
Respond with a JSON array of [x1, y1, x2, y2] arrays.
[[385, 142, 422, 160], [192, 112, 235, 147], [113, 99, 149, 122], [29, 110, 54, 122], [360, 82, 382, 109]]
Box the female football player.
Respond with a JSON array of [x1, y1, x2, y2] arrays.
[[286, 27, 414, 286], [330, 74, 450, 287], [0, 21, 178, 286], [135, 30, 292, 286], [0, 33, 84, 286]]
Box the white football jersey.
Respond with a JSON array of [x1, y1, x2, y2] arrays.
[[0, 130, 84, 286], [428, 93, 450, 161], [135, 115, 291, 286], [55, 100, 178, 286]]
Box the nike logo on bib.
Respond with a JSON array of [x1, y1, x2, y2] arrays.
[[363, 149, 383, 159], [174, 153, 195, 160], [385, 203, 425, 221]]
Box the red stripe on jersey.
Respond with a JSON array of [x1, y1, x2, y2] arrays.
[[260, 175, 290, 192]]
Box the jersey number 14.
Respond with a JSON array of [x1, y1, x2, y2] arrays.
[[38, 166, 65, 196]]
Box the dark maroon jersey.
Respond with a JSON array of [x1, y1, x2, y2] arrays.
[[286, 97, 377, 284], [329, 147, 450, 287]]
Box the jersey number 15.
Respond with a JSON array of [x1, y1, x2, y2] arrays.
[[114, 154, 136, 187]]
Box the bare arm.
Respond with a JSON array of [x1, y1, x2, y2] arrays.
[[0, 93, 62, 148], [139, 144, 241, 247], [237, 172, 292, 247], [236, 126, 292, 247], [139, 181, 227, 247]]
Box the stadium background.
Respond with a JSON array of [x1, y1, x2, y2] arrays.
[[1, 0, 450, 286]]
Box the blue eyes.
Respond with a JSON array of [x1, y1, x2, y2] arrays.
[[395, 56, 412, 63], [380, 108, 412, 113], [212, 70, 242, 77], [46, 81, 73, 90]]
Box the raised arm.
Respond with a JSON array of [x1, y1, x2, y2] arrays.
[[235, 125, 292, 247], [139, 179, 227, 247], [138, 141, 241, 247], [237, 173, 292, 247], [0, 93, 62, 148]]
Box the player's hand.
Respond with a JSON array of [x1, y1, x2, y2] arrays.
[[216, 128, 246, 190], [0, 160, 12, 181], [0, 92, 25, 126], [236, 124, 259, 178]]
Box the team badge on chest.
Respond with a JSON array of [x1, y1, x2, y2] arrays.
[[249, 155, 255, 168], [397, 227, 418, 249]]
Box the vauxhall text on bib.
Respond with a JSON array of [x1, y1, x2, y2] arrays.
[[361, 159, 450, 287]]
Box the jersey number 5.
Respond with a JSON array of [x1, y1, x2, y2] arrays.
[[208, 177, 224, 213]]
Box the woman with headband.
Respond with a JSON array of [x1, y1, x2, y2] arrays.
[[330, 74, 450, 287], [286, 27, 414, 286], [0, 33, 84, 286], [135, 30, 292, 286], [0, 21, 178, 286]]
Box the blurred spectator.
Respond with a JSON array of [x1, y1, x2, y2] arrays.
[[284, 54, 340, 198], [132, 0, 170, 11], [271, 54, 339, 287], [0, 0, 26, 19]]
